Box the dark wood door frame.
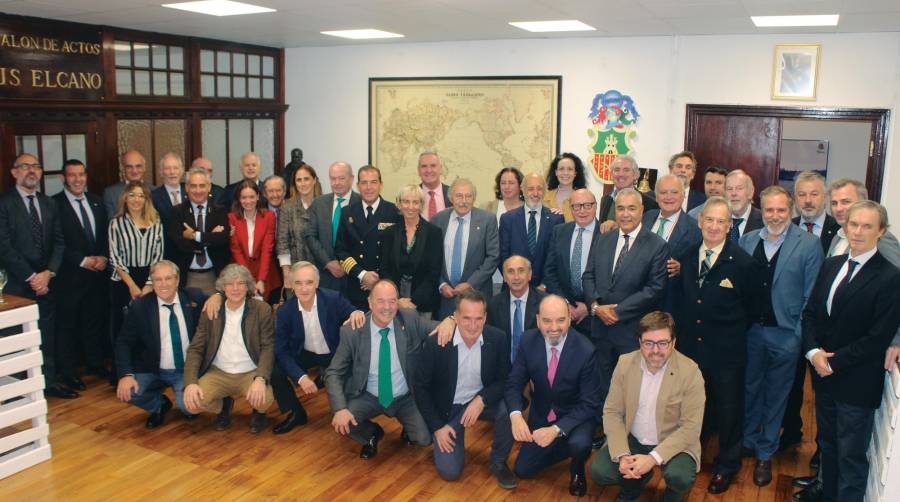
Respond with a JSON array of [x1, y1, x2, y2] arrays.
[[685, 104, 890, 201]]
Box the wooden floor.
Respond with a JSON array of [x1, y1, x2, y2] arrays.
[[2, 373, 819, 501]]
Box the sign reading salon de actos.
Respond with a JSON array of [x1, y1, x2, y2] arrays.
[[0, 18, 103, 100]]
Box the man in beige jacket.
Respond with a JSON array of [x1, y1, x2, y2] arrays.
[[590, 311, 705, 502]]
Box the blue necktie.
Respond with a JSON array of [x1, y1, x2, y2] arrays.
[[729, 217, 744, 242], [76, 198, 96, 252], [527, 210, 537, 257], [512, 299, 523, 363], [162, 304, 184, 369], [570, 227, 584, 297], [450, 216, 465, 285]]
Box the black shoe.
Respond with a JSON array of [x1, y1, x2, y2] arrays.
[[741, 446, 756, 458], [400, 429, 414, 446], [568, 472, 587, 497], [592, 432, 607, 450], [360, 428, 385, 459], [183, 412, 198, 422], [146, 396, 172, 429], [792, 475, 818, 488], [778, 433, 802, 452], [61, 375, 87, 391], [809, 448, 820, 470], [793, 480, 824, 502], [249, 411, 268, 433], [489, 462, 517, 489], [272, 410, 308, 434], [45, 384, 79, 399], [215, 397, 234, 431], [313, 375, 325, 388]]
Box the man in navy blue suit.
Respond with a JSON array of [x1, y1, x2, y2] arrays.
[[499, 172, 564, 288], [151, 153, 187, 261], [666, 151, 706, 212], [270, 261, 365, 434], [505, 295, 602, 497]]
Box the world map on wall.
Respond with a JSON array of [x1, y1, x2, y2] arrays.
[[369, 77, 560, 203]]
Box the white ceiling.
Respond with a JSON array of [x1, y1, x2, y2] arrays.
[[3, 0, 900, 48]]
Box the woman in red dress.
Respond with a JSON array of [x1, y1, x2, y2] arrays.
[[228, 180, 280, 299]]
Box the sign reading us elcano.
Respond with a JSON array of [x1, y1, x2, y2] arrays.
[[0, 18, 104, 100]]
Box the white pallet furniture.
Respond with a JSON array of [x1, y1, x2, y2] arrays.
[[0, 297, 50, 480], [867, 366, 900, 502]]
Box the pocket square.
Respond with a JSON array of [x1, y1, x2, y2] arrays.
[[719, 278, 734, 288]]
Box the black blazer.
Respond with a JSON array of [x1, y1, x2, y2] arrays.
[[334, 198, 400, 308], [543, 220, 600, 303], [641, 209, 702, 262], [598, 191, 659, 222], [486, 287, 545, 359], [380, 219, 443, 313], [51, 191, 108, 285], [792, 214, 840, 253], [733, 207, 763, 239], [223, 179, 267, 208], [414, 325, 509, 433], [504, 329, 602, 434], [0, 189, 65, 296], [151, 184, 186, 228], [114, 289, 204, 378], [801, 253, 900, 408], [686, 190, 706, 212], [167, 201, 230, 286], [676, 239, 757, 369]]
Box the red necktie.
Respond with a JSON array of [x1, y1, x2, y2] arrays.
[[427, 190, 437, 220], [547, 347, 559, 422], [804, 222, 815, 233]]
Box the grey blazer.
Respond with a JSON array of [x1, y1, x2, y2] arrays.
[[325, 308, 437, 412], [302, 191, 361, 289], [276, 197, 312, 265], [431, 207, 499, 307], [827, 228, 900, 269]]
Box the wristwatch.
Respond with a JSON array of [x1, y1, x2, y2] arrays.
[[552, 424, 563, 437]]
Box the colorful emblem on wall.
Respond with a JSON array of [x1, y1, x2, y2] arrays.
[[587, 90, 640, 184]]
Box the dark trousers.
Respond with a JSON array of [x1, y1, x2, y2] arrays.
[[591, 434, 697, 502], [109, 267, 149, 380], [346, 392, 430, 446], [432, 400, 514, 481], [815, 389, 874, 502], [780, 354, 808, 441], [594, 330, 640, 402], [56, 273, 109, 376], [701, 365, 745, 475], [271, 350, 333, 415], [514, 419, 595, 478]]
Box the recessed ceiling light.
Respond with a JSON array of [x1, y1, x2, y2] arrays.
[[751, 15, 839, 27], [321, 29, 404, 40], [508, 20, 596, 33], [162, 1, 275, 17]]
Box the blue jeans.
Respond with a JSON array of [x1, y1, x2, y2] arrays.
[[743, 324, 800, 460], [432, 399, 514, 481], [128, 369, 188, 415]]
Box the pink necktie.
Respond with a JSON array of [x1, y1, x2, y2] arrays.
[[547, 346, 559, 422], [428, 190, 437, 220]]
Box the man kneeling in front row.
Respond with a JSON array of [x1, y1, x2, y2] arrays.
[[590, 311, 705, 502]]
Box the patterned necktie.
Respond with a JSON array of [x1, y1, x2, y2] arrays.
[[547, 346, 559, 422], [450, 217, 465, 285], [698, 249, 714, 286], [162, 304, 184, 369], [76, 198, 96, 252], [527, 210, 537, 256], [428, 190, 437, 220], [804, 222, 815, 233], [171, 190, 180, 206], [512, 299, 523, 363], [332, 196, 345, 246], [612, 234, 630, 277], [27, 195, 43, 254], [729, 218, 744, 242], [570, 227, 584, 297], [656, 217, 669, 238], [377, 327, 393, 408], [195, 205, 207, 266]]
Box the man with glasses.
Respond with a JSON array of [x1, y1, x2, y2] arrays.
[[591, 311, 704, 502]]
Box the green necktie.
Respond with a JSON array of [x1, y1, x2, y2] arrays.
[[162, 304, 184, 369], [331, 196, 345, 246], [656, 217, 669, 237], [377, 327, 393, 408]]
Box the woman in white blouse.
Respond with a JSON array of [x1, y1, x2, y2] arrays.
[[482, 167, 524, 290]]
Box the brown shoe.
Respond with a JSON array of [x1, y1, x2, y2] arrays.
[[754, 460, 772, 486], [708, 473, 732, 494]]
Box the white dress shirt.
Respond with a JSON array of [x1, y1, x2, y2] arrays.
[[452, 329, 484, 405], [829, 229, 851, 257], [570, 220, 596, 274], [212, 301, 257, 374], [332, 191, 352, 217], [442, 211, 472, 285], [523, 203, 543, 237], [681, 188, 691, 212], [245, 213, 256, 258], [300, 298, 330, 355], [630, 358, 669, 464], [511, 332, 568, 418], [612, 224, 642, 272], [652, 211, 679, 242], [16, 186, 41, 221], [165, 184, 182, 206], [733, 205, 752, 237], [64, 189, 98, 268], [189, 201, 213, 270], [356, 198, 382, 280], [698, 240, 726, 271], [366, 320, 409, 399], [157, 296, 190, 370], [508, 288, 530, 341]]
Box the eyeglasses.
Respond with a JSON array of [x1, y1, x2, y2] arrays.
[[571, 202, 596, 211], [640, 339, 672, 350], [126, 192, 146, 199], [14, 163, 42, 170]]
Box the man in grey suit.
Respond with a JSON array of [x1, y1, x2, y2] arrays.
[[738, 186, 823, 486], [103, 150, 151, 216], [325, 279, 436, 459], [826, 178, 900, 266], [303, 162, 360, 292], [581, 188, 669, 395], [432, 178, 500, 318]]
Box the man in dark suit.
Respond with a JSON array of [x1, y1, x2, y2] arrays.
[[115, 260, 203, 428], [499, 172, 564, 288], [543, 189, 598, 335], [222, 152, 267, 207], [597, 155, 658, 232], [432, 178, 500, 318], [687, 165, 729, 220], [505, 295, 602, 496], [271, 261, 364, 434], [52, 159, 110, 388], [666, 151, 706, 211], [676, 196, 757, 494], [415, 290, 516, 488], [418, 151, 451, 221], [725, 169, 762, 241], [151, 152, 187, 262], [487, 255, 546, 363], [334, 165, 399, 310], [103, 150, 150, 217], [191, 157, 225, 205], [581, 188, 668, 394], [0, 153, 72, 398], [303, 161, 360, 292], [739, 186, 823, 487], [167, 167, 230, 296], [802, 201, 900, 502], [325, 280, 437, 459]]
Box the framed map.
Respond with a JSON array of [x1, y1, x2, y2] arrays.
[[369, 76, 561, 202]]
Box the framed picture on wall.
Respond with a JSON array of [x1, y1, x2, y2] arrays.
[[771, 44, 821, 100]]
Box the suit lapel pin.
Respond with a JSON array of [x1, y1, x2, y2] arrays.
[[348, 216, 354, 224], [476, 226, 480, 230]]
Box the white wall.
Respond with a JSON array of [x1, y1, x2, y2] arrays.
[[285, 32, 900, 223]]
